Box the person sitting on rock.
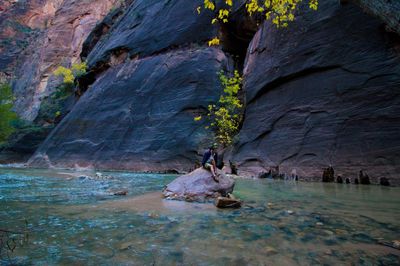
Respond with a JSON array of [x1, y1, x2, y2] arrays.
[[202, 144, 219, 182]]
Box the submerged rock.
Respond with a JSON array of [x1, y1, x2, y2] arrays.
[[380, 177, 390, 186], [377, 240, 400, 250], [162, 168, 235, 202], [214, 196, 242, 208], [111, 190, 128, 196]]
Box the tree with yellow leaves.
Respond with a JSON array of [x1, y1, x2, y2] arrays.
[[195, 70, 243, 147], [200, 0, 318, 46], [54, 62, 87, 86]]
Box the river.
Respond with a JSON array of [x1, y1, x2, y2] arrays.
[[0, 167, 399, 265]]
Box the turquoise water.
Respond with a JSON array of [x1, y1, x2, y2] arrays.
[[0, 168, 399, 265]]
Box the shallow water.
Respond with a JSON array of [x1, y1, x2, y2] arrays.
[[0, 168, 399, 265]]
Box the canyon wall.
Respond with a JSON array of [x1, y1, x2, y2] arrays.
[[28, 0, 233, 172], [230, 0, 400, 185], [0, 0, 117, 121], [0, 0, 117, 162], [2, 0, 399, 184]]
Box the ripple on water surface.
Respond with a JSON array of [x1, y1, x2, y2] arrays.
[[0, 168, 399, 265]]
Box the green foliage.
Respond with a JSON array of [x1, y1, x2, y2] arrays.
[[0, 84, 18, 144], [37, 83, 73, 124], [54, 62, 87, 86], [195, 70, 243, 147]]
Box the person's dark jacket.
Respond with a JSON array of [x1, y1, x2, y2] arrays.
[[202, 150, 218, 167]]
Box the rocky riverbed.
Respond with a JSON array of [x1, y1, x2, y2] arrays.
[[1, 168, 399, 265]]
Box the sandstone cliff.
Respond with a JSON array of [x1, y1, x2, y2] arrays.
[[0, 0, 118, 162], [0, 0, 117, 121]]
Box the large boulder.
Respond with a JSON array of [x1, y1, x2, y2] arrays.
[[28, 47, 232, 172], [162, 168, 235, 202], [230, 0, 400, 185]]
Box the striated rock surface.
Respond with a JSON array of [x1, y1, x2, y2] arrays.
[[0, 0, 117, 120], [0, 0, 117, 163], [85, 0, 217, 68], [0, 0, 61, 81], [230, 0, 400, 185], [162, 168, 235, 202], [355, 0, 400, 36], [10, 0, 117, 121], [29, 48, 232, 171]]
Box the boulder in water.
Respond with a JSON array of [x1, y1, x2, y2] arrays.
[[162, 168, 235, 202], [322, 166, 335, 182], [380, 177, 390, 186], [359, 170, 370, 185], [214, 196, 242, 208]]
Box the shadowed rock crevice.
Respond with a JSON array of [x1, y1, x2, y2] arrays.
[[219, 4, 260, 70]]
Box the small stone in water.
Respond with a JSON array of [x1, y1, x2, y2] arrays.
[[323, 230, 334, 236], [393, 240, 400, 248], [113, 190, 128, 196], [316, 222, 324, 226], [324, 249, 333, 255], [287, 210, 294, 214], [119, 242, 134, 251], [264, 246, 278, 256]]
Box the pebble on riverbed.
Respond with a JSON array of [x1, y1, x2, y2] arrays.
[[264, 246, 278, 256], [112, 190, 128, 196]]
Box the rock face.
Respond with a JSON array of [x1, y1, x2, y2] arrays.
[[28, 0, 233, 171], [0, 0, 117, 163], [29, 48, 232, 171], [162, 168, 235, 202], [355, 0, 400, 36], [230, 0, 400, 185], [11, 0, 117, 121], [0, 0, 117, 121], [85, 0, 217, 68], [0, 0, 59, 83]]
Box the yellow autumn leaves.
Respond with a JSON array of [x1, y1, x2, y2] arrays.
[[199, 0, 319, 46], [54, 62, 87, 85], [194, 70, 243, 147]]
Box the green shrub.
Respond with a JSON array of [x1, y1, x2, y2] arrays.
[[0, 84, 18, 144]]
